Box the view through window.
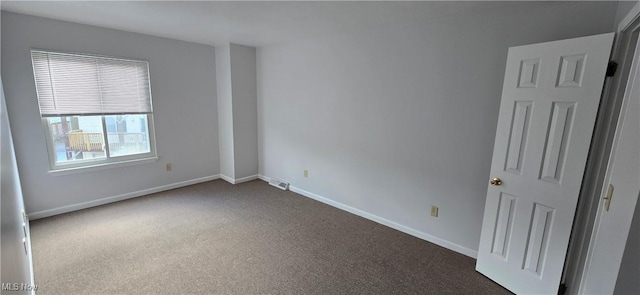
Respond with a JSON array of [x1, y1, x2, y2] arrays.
[[47, 114, 151, 164]]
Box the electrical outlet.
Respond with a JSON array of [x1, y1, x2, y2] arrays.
[[166, 163, 172, 171], [431, 206, 439, 217], [304, 170, 308, 178]]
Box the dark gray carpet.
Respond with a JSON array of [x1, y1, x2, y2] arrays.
[[29, 179, 511, 294]]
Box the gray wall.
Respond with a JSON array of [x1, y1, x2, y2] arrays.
[[1, 77, 34, 295], [216, 43, 258, 182], [257, 1, 618, 253], [1, 12, 219, 215], [614, 1, 639, 26], [216, 44, 235, 179], [230, 44, 258, 180]]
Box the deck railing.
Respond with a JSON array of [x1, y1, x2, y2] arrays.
[[67, 131, 147, 153], [68, 131, 103, 152], [107, 133, 148, 153]]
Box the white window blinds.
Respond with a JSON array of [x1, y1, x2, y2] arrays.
[[31, 50, 153, 117]]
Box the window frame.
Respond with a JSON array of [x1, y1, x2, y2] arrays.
[[31, 48, 158, 172], [42, 114, 158, 172]]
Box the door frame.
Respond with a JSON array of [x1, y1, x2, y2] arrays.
[[563, 2, 640, 293]]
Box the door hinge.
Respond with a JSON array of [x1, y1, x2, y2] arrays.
[[606, 61, 618, 77], [558, 283, 567, 295]]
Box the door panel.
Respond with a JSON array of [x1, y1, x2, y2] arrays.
[[476, 33, 614, 294], [505, 101, 532, 174]]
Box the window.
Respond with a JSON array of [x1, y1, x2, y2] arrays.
[[31, 49, 156, 170]]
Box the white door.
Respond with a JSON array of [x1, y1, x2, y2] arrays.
[[476, 33, 614, 294], [578, 35, 640, 294]]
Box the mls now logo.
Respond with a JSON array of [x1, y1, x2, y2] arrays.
[[1, 283, 38, 291]]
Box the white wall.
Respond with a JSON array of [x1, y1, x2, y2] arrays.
[[216, 43, 258, 182], [230, 44, 258, 180], [216, 44, 235, 179], [257, 1, 618, 254], [615, 192, 640, 295], [1, 77, 34, 294], [1, 12, 219, 216]]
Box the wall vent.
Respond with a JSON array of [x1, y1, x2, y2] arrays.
[[269, 178, 289, 191]]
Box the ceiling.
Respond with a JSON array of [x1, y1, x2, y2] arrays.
[[0, 1, 541, 47]]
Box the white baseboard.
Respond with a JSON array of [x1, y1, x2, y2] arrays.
[[220, 174, 235, 184], [221, 174, 259, 185], [258, 174, 477, 258], [28, 174, 221, 220], [235, 174, 259, 184], [25, 216, 36, 295]]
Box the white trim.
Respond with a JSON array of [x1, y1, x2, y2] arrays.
[[257, 175, 477, 258], [25, 215, 36, 295], [220, 174, 235, 184], [28, 174, 220, 220], [235, 174, 259, 184], [48, 156, 159, 176], [221, 174, 260, 184]]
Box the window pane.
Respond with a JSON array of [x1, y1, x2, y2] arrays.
[[105, 114, 151, 157], [47, 116, 106, 165]]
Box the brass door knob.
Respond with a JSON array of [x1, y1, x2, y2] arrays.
[[490, 177, 503, 186]]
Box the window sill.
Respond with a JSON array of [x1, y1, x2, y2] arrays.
[[48, 156, 159, 176]]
